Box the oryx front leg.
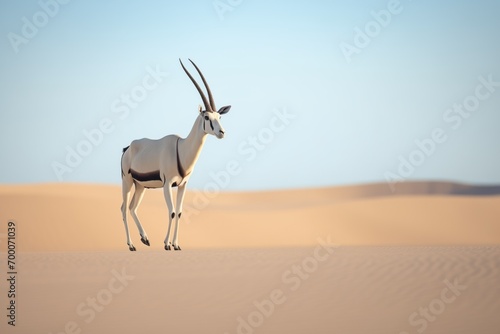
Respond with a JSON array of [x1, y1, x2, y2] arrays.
[[121, 177, 135, 251], [163, 185, 175, 251], [172, 183, 187, 251], [129, 184, 150, 246]]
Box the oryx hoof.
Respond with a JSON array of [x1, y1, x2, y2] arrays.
[[141, 236, 150, 246], [165, 244, 171, 251], [174, 245, 182, 251], [128, 244, 136, 251]]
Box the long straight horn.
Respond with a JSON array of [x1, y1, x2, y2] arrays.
[[188, 59, 216, 112], [179, 59, 211, 111]]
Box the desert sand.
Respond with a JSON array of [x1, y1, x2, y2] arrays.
[[0, 182, 499, 333], [0, 182, 499, 251]]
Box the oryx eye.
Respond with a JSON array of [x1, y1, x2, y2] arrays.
[[204, 116, 209, 120]]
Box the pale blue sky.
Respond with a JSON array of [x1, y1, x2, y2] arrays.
[[1, 0, 499, 190]]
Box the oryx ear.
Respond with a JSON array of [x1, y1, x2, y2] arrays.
[[217, 105, 231, 115], [198, 105, 203, 113]]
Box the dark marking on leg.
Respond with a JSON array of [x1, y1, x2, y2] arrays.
[[171, 212, 175, 219], [178, 212, 182, 219], [171, 182, 178, 188]]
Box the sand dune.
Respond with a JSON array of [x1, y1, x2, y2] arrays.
[[0, 182, 499, 333], [0, 182, 499, 251]]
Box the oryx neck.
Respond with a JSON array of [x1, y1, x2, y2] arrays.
[[178, 114, 207, 176]]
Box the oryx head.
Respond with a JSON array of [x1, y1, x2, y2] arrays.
[[180, 59, 231, 139]]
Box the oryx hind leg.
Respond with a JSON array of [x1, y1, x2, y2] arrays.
[[121, 176, 136, 251], [129, 183, 150, 246]]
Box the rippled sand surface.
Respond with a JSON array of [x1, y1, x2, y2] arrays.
[[2, 247, 499, 334]]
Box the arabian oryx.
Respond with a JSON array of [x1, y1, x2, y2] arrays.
[[120, 59, 231, 251]]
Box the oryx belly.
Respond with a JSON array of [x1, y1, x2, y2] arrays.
[[129, 169, 164, 188]]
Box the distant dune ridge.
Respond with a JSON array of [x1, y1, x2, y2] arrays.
[[0, 181, 499, 252]]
